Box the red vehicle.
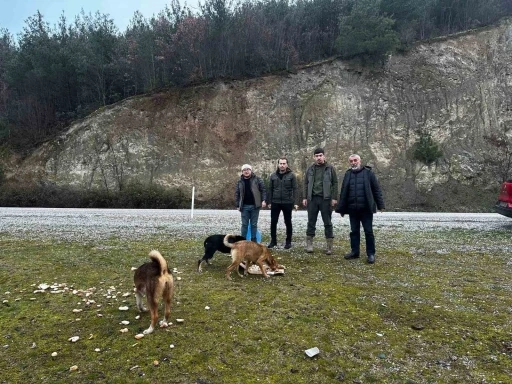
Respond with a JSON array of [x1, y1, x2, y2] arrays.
[[495, 180, 512, 218]]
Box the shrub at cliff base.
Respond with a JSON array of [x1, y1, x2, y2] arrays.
[[0, 182, 189, 208]]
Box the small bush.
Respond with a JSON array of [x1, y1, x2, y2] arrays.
[[412, 133, 443, 165]]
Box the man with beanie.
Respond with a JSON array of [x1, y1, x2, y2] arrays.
[[302, 148, 338, 254], [267, 157, 299, 249], [235, 164, 267, 242], [335, 154, 385, 264]]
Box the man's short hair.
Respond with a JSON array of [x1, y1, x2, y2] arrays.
[[278, 157, 288, 164], [349, 154, 361, 161], [314, 147, 324, 155]]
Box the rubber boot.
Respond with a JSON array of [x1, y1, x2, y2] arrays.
[[305, 236, 314, 253], [324, 238, 333, 255]]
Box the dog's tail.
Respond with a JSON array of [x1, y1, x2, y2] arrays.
[[149, 250, 168, 276], [223, 234, 236, 249]]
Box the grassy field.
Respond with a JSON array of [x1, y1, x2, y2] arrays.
[[0, 228, 511, 383]]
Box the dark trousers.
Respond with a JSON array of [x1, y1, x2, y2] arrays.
[[306, 195, 333, 238], [270, 203, 294, 242], [349, 210, 375, 256]]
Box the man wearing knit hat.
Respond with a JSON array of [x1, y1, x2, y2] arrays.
[[302, 147, 338, 255], [235, 164, 267, 242]]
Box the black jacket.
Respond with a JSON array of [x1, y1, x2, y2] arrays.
[[335, 166, 385, 214], [268, 167, 298, 205], [235, 173, 267, 209]]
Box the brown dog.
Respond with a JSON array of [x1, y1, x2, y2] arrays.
[[134, 250, 174, 334], [223, 234, 279, 280]]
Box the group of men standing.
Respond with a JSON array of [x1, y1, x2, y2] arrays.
[[235, 147, 385, 264]]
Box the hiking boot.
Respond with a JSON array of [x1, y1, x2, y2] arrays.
[[324, 238, 333, 255], [305, 236, 313, 253], [267, 240, 277, 249], [367, 254, 375, 264], [344, 251, 360, 260], [284, 241, 292, 249]]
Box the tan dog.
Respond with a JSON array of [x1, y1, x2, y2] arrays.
[[223, 235, 279, 280], [134, 250, 174, 334]]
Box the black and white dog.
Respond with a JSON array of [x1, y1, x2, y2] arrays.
[[197, 234, 245, 272]]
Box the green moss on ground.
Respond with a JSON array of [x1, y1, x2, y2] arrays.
[[0, 230, 511, 383]]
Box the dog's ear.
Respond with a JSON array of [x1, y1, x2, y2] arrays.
[[266, 252, 277, 268]]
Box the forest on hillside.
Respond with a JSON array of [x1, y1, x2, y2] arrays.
[[0, 0, 511, 150]]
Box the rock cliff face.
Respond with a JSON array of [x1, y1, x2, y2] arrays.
[[11, 20, 512, 211]]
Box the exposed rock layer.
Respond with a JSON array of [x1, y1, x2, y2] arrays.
[[11, 20, 512, 211]]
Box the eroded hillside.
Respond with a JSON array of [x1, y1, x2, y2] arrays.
[[7, 20, 512, 211]]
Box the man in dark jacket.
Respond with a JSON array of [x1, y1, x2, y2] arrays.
[[267, 157, 299, 249], [335, 154, 385, 264], [235, 164, 267, 242], [302, 148, 338, 255]]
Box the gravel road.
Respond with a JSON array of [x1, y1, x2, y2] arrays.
[[0, 208, 510, 243]]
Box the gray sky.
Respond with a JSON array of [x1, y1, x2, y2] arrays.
[[0, 0, 201, 38]]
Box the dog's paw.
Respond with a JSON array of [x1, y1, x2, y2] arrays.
[[159, 320, 169, 328], [143, 326, 154, 335]]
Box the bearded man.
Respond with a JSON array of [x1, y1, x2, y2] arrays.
[[335, 154, 385, 264]]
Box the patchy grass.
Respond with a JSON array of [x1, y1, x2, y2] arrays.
[[0, 229, 511, 383]]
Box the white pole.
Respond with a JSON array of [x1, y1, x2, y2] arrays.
[[191, 186, 195, 219]]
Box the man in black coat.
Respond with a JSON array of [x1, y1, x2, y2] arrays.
[[335, 154, 385, 264], [267, 157, 299, 249]]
